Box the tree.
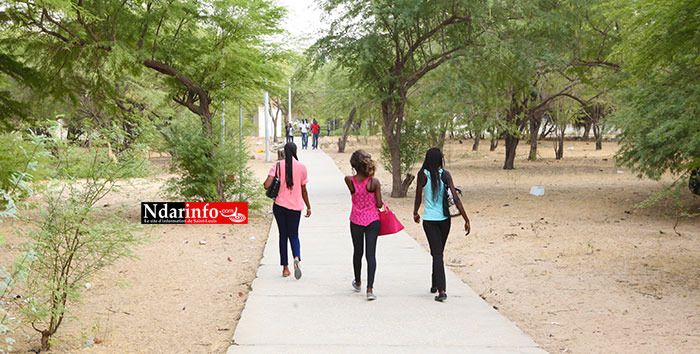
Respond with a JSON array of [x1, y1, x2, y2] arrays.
[[608, 0, 700, 179], [5, 0, 285, 201], [312, 0, 486, 197]]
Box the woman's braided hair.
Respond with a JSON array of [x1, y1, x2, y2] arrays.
[[350, 149, 376, 177]]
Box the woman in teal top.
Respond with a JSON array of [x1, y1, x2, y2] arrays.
[[413, 148, 470, 302]]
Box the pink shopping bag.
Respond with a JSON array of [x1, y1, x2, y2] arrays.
[[378, 203, 404, 236]]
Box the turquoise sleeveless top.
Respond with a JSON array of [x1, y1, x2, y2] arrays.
[[422, 169, 447, 221]]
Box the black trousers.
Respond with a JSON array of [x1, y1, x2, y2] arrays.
[[350, 220, 380, 289], [422, 218, 451, 292]]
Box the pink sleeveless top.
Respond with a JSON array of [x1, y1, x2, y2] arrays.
[[349, 176, 380, 226]]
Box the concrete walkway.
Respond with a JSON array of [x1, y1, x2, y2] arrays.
[[228, 149, 547, 354]]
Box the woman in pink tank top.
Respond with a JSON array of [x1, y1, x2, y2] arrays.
[[343, 150, 383, 300]]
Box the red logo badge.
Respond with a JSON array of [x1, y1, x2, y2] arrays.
[[185, 202, 248, 224]]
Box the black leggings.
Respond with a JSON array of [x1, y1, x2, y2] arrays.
[[423, 218, 451, 292], [350, 220, 380, 289]]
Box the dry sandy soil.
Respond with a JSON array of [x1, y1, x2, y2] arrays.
[[327, 136, 700, 354], [1, 138, 274, 353]]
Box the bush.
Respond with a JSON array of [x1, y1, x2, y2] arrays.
[[18, 147, 143, 351], [1, 132, 52, 353], [0, 132, 53, 195], [164, 117, 264, 209], [54, 145, 151, 179]]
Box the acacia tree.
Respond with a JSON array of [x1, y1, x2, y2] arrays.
[[5, 0, 284, 201], [607, 0, 700, 179], [470, 0, 618, 169], [312, 0, 487, 197]]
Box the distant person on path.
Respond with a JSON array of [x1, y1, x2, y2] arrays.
[[285, 122, 294, 143], [412, 148, 470, 302], [264, 142, 311, 279], [300, 119, 309, 149], [327, 121, 331, 136], [311, 119, 321, 149], [344, 150, 383, 300]]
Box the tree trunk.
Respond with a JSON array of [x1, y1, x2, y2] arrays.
[[380, 97, 407, 198], [556, 135, 564, 159], [488, 127, 498, 151], [582, 122, 592, 140], [593, 123, 602, 150], [472, 134, 480, 151], [337, 106, 357, 153], [503, 131, 519, 170], [527, 115, 542, 161], [270, 99, 280, 143], [399, 173, 415, 196], [41, 332, 50, 351]]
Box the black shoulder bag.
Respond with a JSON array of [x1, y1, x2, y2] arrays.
[[266, 162, 281, 199], [441, 170, 463, 218]]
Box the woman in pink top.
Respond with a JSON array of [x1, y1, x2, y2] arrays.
[[264, 142, 311, 279], [343, 150, 383, 300]]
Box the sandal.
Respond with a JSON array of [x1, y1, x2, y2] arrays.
[[282, 268, 291, 277]]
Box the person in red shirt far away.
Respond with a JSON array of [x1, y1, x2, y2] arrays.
[[311, 119, 321, 149]]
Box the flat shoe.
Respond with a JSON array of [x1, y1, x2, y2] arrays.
[[294, 259, 302, 280]]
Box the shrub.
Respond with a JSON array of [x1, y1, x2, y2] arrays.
[[18, 146, 143, 351], [164, 117, 264, 209], [54, 145, 151, 179], [0, 132, 53, 201], [0, 131, 52, 353]]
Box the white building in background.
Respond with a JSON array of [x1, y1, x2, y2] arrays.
[[254, 102, 283, 138]]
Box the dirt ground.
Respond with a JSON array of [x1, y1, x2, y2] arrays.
[[327, 136, 700, 354], [1, 138, 274, 354]]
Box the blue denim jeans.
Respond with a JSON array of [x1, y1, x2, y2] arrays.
[[273, 203, 301, 266], [312, 133, 319, 148], [301, 132, 308, 148]]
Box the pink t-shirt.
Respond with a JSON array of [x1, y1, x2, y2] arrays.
[[268, 160, 308, 211]]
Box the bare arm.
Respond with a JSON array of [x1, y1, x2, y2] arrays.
[[413, 171, 426, 223], [301, 184, 311, 217], [444, 170, 470, 235], [344, 176, 355, 194], [371, 177, 383, 208], [263, 175, 274, 190], [263, 163, 277, 189]]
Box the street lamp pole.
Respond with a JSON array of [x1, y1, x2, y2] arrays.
[[264, 88, 271, 162], [288, 78, 292, 125]]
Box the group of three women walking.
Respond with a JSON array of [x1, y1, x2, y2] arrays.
[[263, 143, 470, 302]]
